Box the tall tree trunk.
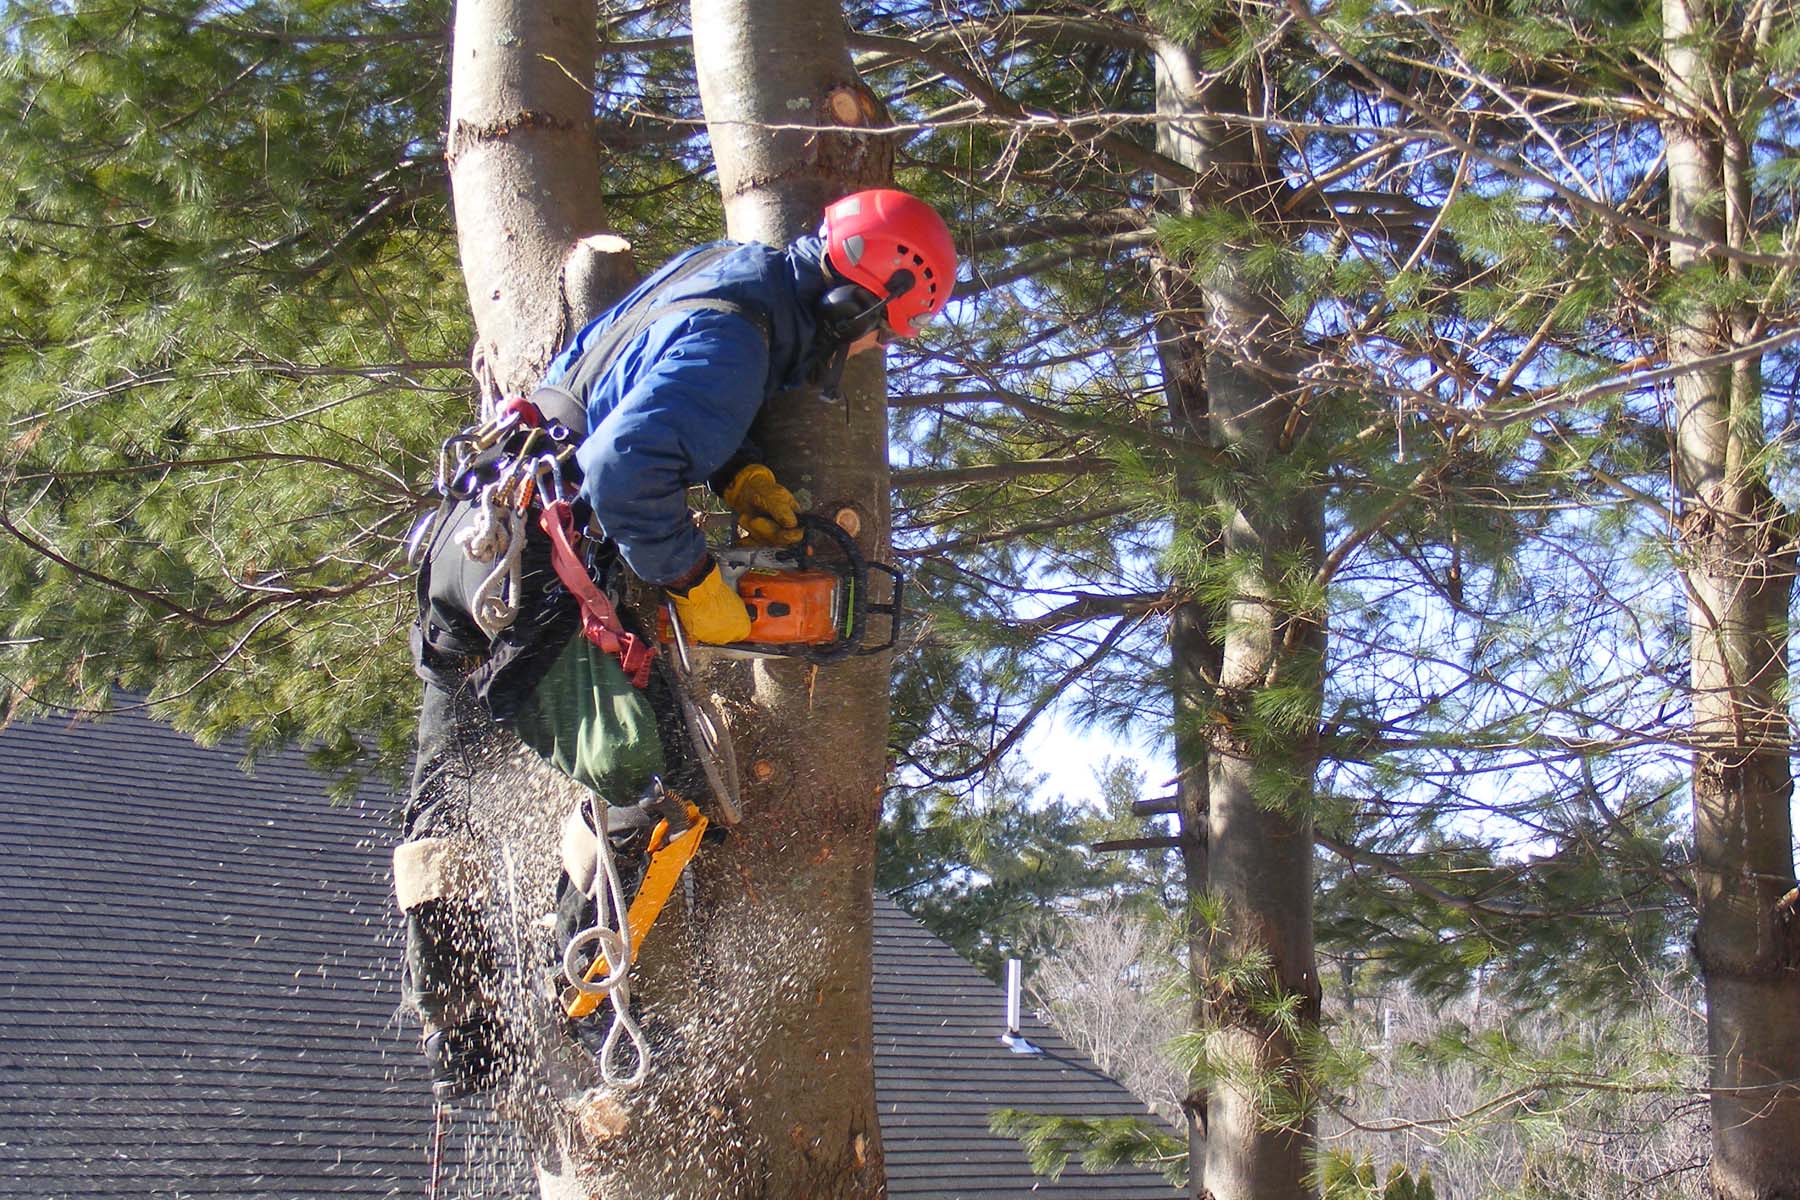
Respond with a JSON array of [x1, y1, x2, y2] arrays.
[[1154, 151, 1219, 1200], [447, 0, 633, 402], [1663, 2, 1800, 1195], [673, 3, 895, 1197], [1155, 33, 1323, 1200], [443, 5, 641, 1197], [441, 4, 653, 1197]]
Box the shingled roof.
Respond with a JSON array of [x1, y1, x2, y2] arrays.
[[0, 702, 1177, 1199], [873, 904, 1181, 1198]]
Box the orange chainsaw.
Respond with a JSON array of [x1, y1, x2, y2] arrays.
[[661, 513, 905, 663]]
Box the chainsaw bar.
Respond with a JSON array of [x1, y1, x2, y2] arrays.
[[675, 683, 741, 826], [663, 604, 743, 825]]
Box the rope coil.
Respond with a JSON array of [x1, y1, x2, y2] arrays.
[[561, 793, 651, 1090], [462, 483, 525, 638]]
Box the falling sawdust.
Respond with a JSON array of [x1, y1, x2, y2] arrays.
[[427, 734, 833, 1200], [550, 894, 835, 1200]]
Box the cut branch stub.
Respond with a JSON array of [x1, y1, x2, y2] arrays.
[[812, 83, 895, 189]]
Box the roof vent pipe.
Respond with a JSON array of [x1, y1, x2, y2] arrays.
[[999, 958, 1042, 1055]]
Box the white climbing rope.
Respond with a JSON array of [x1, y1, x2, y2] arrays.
[[456, 479, 510, 563], [460, 481, 526, 638], [560, 793, 651, 1090]]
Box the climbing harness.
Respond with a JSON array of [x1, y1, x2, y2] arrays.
[[415, 394, 655, 691], [408, 243, 814, 1113]]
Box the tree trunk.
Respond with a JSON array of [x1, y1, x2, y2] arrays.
[[1154, 33, 1323, 1200], [442, 5, 645, 1196], [660, 3, 895, 1197], [446, 0, 633, 402], [1154, 160, 1219, 1200], [1663, 2, 1800, 1195]]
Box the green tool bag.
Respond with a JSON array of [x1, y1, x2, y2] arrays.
[[507, 634, 666, 804]]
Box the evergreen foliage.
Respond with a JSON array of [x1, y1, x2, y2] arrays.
[[0, 0, 461, 771], [0, 0, 716, 781], [878, 758, 1180, 975], [4, 0, 1799, 1191], [987, 1108, 1188, 1186]]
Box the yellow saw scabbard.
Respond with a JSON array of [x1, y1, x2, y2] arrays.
[[563, 801, 708, 1020]]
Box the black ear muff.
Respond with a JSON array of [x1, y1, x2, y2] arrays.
[[820, 284, 887, 343]]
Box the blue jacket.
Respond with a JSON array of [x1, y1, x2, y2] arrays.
[[542, 236, 831, 585]]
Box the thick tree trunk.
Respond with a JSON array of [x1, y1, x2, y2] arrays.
[[1155, 34, 1323, 1200], [442, 6, 646, 1197], [514, 0, 894, 1192], [663, 3, 896, 1197], [1154, 180, 1219, 1200], [1663, 2, 1800, 1195], [441, 4, 652, 1197], [446, 0, 633, 401]]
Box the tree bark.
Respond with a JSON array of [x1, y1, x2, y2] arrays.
[[1154, 119, 1219, 1200], [658, 2, 897, 1196], [1663, 2, 1800, 1195], [442, 5, 649, 1197], [446, 0, 634, 402], [1154, 32, 1323, 1200]]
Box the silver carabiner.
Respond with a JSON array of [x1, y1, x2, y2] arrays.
[[531, 451, 566, 507], [405, 505, 445, 566], [436, 432, 476, 497]]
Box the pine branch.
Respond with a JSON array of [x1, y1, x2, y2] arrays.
[[905, 615, 1139, 786], [896, 505, 1137, 558], [892, 456, 1115, 489], [844, 32, 1199, 187], [1314, 830, 1678, 921]]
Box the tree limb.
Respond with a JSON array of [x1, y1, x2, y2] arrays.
[[892, 456, 1116, 489]]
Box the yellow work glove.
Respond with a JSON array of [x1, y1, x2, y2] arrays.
[[667, 561, 752, 645], [722, 464, 804, 547]]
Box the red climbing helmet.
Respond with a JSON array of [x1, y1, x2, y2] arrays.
[[821, 189, 957, 338]]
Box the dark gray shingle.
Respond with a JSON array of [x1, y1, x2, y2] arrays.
[[0, 702, 1178, 1198]]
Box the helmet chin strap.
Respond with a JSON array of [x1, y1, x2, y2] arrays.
[[806, 255, 918, 403], [808, 339, 853, 403]]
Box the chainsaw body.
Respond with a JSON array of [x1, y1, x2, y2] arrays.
[[662, 513, 905, 663], [727, 563, 843, 645]]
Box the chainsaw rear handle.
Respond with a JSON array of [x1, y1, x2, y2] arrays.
[[795, 513, 908, 661]]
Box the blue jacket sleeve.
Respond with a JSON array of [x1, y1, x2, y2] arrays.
[[576, 310, 770, 585]]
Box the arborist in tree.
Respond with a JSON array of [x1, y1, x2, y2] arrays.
[[396, 188, 956, 1104]]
